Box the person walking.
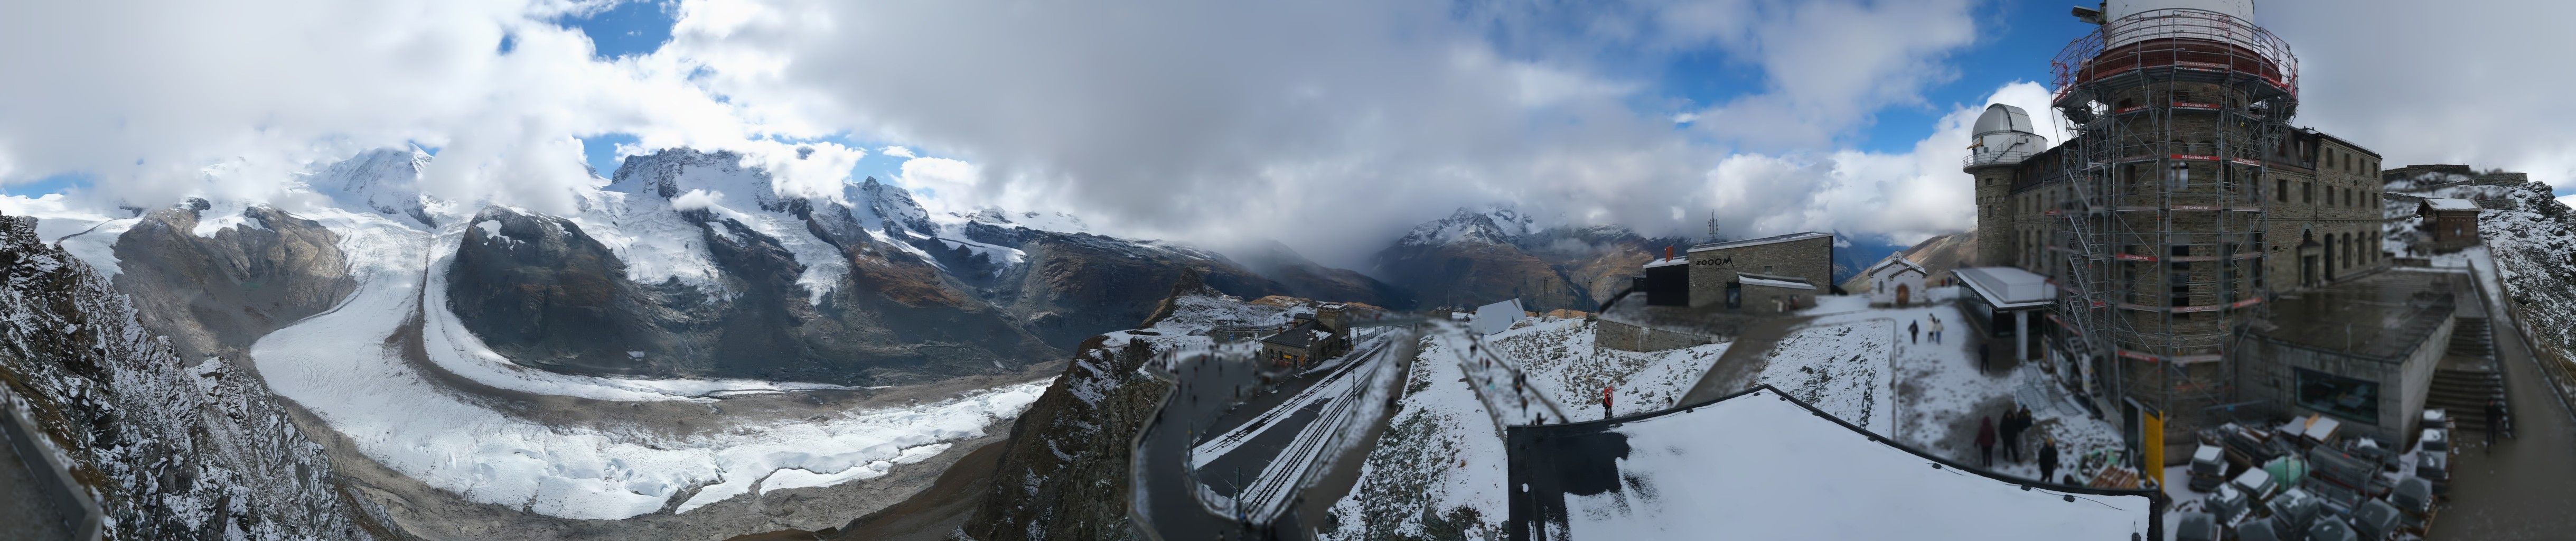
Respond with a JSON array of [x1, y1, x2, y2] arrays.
[[2485, 398, 2506, 451], [1978, 342, 1991, 374], [1929, 316, 1945, 344], [2000, 407, 2025, 463], [1976, 416, 1998, 468], [1601, 385, 1616, 421], [1909, 320, 1921, 344], [2038, 437, 2061, 484]]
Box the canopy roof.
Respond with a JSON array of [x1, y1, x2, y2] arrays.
[[1955, 266, 2058, 309]]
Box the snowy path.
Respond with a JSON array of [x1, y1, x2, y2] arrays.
[[1448, 327, 1572, 427], [250, 209, 1046, 520]]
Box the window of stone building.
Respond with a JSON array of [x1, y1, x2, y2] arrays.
[[2277, 179, 2288, 202], [2297, 368, 2381, 424], [2302, 182, 2312, 204]]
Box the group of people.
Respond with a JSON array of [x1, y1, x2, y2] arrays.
[[1974, 404, 2064, 483], [1906, 315, 1945, 344]]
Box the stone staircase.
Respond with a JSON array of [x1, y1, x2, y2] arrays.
[[2430, 317, 2506, 434]]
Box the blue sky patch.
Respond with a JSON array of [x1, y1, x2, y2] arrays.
[[557, 1, 677, 60]]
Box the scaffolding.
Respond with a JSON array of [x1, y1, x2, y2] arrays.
[[2046, 8, 2298, 440]]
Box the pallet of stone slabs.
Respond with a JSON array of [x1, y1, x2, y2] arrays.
[[2306, 446, 2388, 498]]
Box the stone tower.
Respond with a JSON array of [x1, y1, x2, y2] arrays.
[[1964, 104, 2046, 267]]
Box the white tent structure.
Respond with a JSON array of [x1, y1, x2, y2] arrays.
[[1473, 299, 1526, 336], [1524, 387, 2156, 539]]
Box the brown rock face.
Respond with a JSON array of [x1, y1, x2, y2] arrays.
[[111, 203, 359, 361], [444, 206, 1061, 386]]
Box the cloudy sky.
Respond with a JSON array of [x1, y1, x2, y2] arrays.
[[2, 0, 2569, 267]]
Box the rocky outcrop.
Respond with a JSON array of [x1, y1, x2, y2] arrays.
[[110, 203, 358, 362], [0, 211, 381, 539], [446, 203, 1061, 386]]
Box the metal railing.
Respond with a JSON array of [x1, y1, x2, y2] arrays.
[[2052, 8, 2299, 105]]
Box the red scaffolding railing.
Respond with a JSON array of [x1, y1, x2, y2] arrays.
[[2050, 8, 2298, 104]]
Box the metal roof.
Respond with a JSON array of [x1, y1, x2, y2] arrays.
[[1972, 104, 2036, 136], [1642, 256, 1689, 269], [1954, 267, 2057, 309], [1689, 231, 1832, 253]]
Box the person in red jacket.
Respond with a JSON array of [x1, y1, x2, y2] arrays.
[[1975, 416, 1998, 468], [1600, 385, 1616, 421]]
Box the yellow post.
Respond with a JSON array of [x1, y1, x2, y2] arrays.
[[2142, 411, 2166, 488]]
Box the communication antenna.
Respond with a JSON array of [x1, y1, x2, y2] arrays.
[[1705, 211, 1722, 242]]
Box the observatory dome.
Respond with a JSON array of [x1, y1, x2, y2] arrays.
[[1973, 104, 2036, 136]]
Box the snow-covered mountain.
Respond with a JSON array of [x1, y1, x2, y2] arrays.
[[1373, 205, 1688, 311], [303, 146, 449, 228]]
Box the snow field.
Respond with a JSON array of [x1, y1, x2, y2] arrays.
[[1803, 295, 2124, 480], [1559, 390, 2153, 540], [1753, 319, 1897, 434], [1483, 316, 1728, 418], [0, 194, 139, 276], [1323, 335, 1511, 540], [255, 208, 1048, 519]]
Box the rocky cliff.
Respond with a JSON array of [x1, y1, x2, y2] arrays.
[[443, 149, 1062, 386], [0, 211, 382, 539]]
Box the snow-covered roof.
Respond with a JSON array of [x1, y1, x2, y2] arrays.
[[1642, 256, 1688, 269], [1514, 386, 2156, 539], [1954, 266, 2057, 309], [2421, 198, 2480, 212], [1738, 273, 1816, 291], [1865, 257, 1927, 278], [1688, 231, 1832, 253]]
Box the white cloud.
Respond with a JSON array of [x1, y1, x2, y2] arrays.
[[0, 0, 2016, 266], [2263, 0, 2576, 190], [670, 188, 724, 211]]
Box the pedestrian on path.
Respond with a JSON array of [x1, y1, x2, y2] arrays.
[[1601, 385, 1616, 421], [1929, 315, 1945, 344], [1976, 416, 1998, 468], [1910, 320, 1921, 344], [2000, 407, 2025, 462], [2038, 437, 2060, 483], [1978, 342, 1991, 374], [2486, 398, 2506, 450]]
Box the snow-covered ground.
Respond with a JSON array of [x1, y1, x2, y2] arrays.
[[1325, 316, 1727, 539], [1800, 293, 2124, 481], [1752, 319, 1896, 433], [253, 208, 1048, 520], [1323, 335, 1512, 540], [1554, 388, 2153, 539], [1483, 316, 1729, 418]]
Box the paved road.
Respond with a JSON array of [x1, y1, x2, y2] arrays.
[[2432, 265, 2576, 540], [1678, 314, 1813, 405]]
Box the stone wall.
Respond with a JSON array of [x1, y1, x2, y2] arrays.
[[1592, 318, 1722, 352], [2238, 316, 2453, 442], [1686, 235, 1832, 307]]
